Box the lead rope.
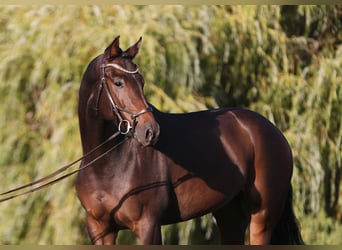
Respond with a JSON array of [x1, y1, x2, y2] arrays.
[[0, 131, 125, 202]]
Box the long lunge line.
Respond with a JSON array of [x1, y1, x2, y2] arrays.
[[0, 131, 124, 201]]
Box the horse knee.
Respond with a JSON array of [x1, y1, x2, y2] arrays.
[[86, 214, 116, 245]]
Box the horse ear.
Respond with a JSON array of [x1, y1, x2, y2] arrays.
[[104, 35, 122, 59], [124, 37, 142, 59]]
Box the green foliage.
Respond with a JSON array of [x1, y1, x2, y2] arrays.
[[0, 5, 341, 244], [299, 211, 342, 245]]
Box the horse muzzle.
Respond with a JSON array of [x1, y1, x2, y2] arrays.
[[134, 120, 160, 146]]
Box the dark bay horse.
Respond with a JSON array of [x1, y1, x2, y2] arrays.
[[76, 36, 303, 245]]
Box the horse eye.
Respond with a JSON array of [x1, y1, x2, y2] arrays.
[[114, 81, 123, 88]]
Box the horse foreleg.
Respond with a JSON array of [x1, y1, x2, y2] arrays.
[[86, 214, 117, 245], [133, 217, 162, 245]]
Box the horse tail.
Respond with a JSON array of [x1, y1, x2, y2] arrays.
[[270, 185, 304, 244]]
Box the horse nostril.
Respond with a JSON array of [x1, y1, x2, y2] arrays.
[[135, 122, 159, 146], [145, 128, 154, 143]]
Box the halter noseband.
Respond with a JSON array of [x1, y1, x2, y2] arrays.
[[96, 59, 152, 135]]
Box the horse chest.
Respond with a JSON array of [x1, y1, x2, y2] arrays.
[[77, 152, 168, 225]]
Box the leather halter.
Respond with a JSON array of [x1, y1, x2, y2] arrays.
[[95, 57, 153, 134]]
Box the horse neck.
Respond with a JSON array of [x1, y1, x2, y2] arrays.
[[80, 109, 117, 154]]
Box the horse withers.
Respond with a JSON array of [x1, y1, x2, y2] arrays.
[[76, 36, 303, 245]]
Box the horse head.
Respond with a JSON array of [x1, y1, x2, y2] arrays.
[[95, 36, 159, 146]]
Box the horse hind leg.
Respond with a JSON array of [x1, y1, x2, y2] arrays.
[[213, 193, 250, 244], [248, 183, 290, 245], [248, 125, 295, 244], [249, 209, 275, 244], [248, 189, 302, 245]]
